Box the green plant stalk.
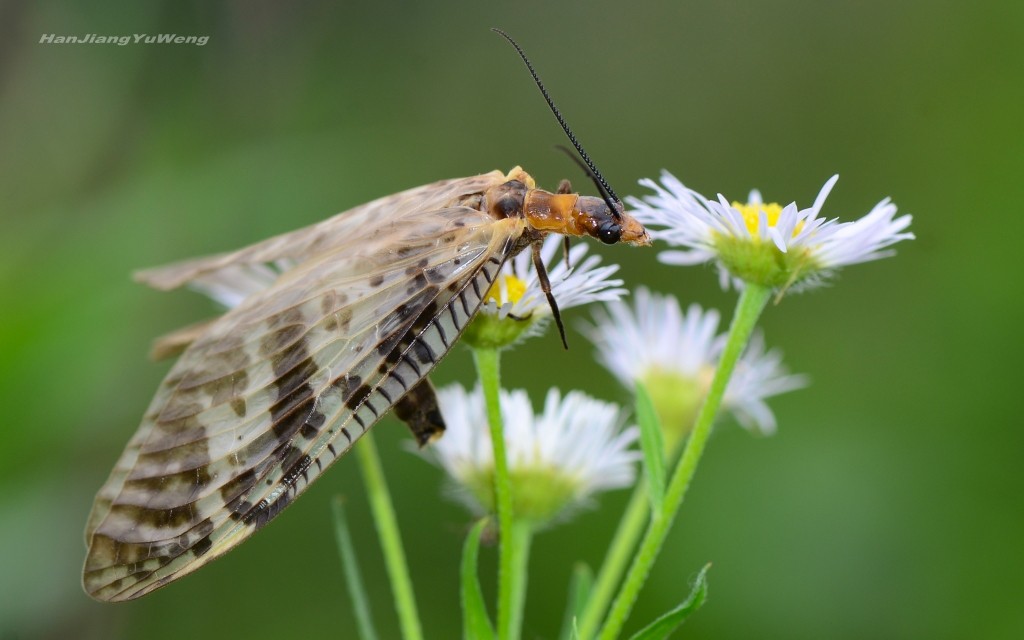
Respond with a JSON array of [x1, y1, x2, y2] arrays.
[[576, 481, 649, 639], [472, 347, 517, 640], [461, 518, 495, 640], [331, 497, 380, 640], [580, 426, 692, 638], [596, 283, 772, 640], [507, 520, 534, 640], [356, 431, 424, 640]]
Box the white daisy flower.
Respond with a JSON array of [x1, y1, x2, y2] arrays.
[[465, 233, 626, 348], [628, 171, 914, 291], [581, 288, 806, 440], [423, 384, 639, 525]]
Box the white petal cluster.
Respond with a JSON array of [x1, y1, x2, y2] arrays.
[[628, 171, 913, 290], [425, 384, 639, 522], [582, 288, 806, 435]]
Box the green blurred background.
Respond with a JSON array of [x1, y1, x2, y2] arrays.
[[1, 1, 1021, 638]]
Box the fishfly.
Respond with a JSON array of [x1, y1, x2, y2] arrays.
[[83, 29, 649, 601]]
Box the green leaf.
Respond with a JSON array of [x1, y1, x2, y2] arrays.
[[627, 564, 710, 640], [635, 381, 666, 510], [461, 518, 495, 640], [331, 496, 380, 640], [559, 563, 593, 640]]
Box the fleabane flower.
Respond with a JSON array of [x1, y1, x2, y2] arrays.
[[463, 233, 626, 348], [628, 171, 914, 291], [423, 384, 639, 526], [582, 288, 806, 442]]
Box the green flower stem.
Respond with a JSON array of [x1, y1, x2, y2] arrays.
[[472, 347, 517, 640], [579, 433, 691, 638], [596, 283, 772, 640], [508, 520, 534, 640], [576, 481, 649, 639], [356, 431, 424, 640]]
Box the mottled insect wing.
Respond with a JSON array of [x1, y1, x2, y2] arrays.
[[134, 172, 506, 292], [149, 318, 219, 361], [84, 172, 526, 601]]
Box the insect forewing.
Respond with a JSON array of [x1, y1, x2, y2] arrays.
[[134, 171, 506, 292], [85, 185, 524, 601]]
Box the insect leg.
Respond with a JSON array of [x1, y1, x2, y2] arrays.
[[532, 241, 568, 350]]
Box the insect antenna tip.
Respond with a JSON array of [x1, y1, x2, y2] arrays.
[[491, 28, 624, 222]]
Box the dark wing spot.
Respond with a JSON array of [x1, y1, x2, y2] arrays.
[[245, 493, 292, 530], [219, 468, 258, 503], [156, 401, 204, 424], [122, 467, 210, 504], [133, 434, 212, 476], [108, 503, 197, 530], [281, 451, 313, 487], [404, 258, 429, 276], [405, 273, 428, 295], [424, 265, 453, 284], [267, 308, 304, 331], [299, 404, 326, 439], [408, 291, 440, 332], [411, 339, 436, 364], [271, 392, 320, 441], [320, 291, 338, 315], [324, 307, 353, 332], [331, 374, 362, 398], [345, 384, 372, 410], [192, 535, 213, 557], [260, 325, 305, 356]]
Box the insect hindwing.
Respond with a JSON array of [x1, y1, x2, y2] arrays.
[[84, 173, 525, 601]]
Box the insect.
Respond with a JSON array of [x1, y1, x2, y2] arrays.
[[82, 29, 649, 601]]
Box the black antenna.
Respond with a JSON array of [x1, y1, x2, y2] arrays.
[[554, 144, 609, 198], [491, 28, 622, 220], [552, 143, 614, 216]]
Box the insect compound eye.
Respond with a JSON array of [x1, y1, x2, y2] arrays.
[[597, 221, 621, 244]]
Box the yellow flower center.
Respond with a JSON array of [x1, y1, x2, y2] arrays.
[[732, 201, 785, 236], [713, 198, 819, 288], [486, 274, 527, 305], [466, 273, 535, 348]]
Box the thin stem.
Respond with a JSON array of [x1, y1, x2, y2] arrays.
[[508, 520, 534, 640], [356, 431, 424, 640], [596, 284, 772, 640], [331, 496, 380, 640], [473, 347, 517, 640], [576, 481, 649, 639], [580, 433, 692, 639]]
